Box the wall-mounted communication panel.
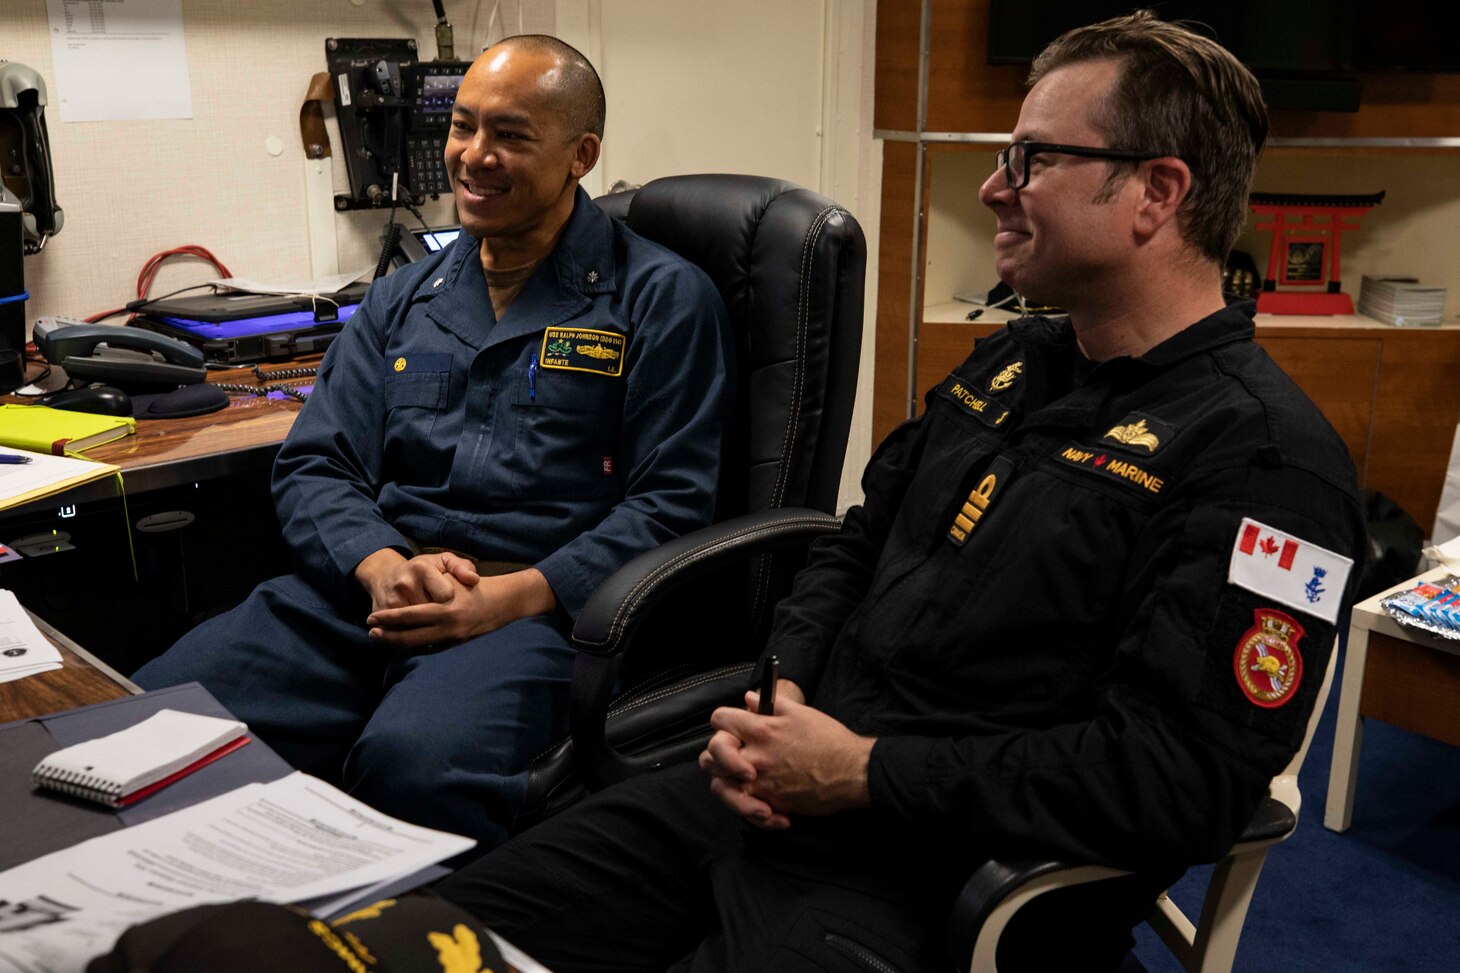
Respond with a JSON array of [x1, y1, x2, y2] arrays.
[[325, 38, 469, 211]]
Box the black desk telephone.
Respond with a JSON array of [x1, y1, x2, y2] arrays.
[[32, 318, 206, 392]]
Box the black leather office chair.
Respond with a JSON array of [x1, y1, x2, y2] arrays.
[[514, 174, 866, 828], [947, 645, 1339, 973]]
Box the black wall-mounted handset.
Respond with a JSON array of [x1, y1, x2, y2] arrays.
[[325, 38, 470, 211], [0, 62, 64, 253]]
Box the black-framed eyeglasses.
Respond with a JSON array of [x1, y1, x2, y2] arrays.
[[995, 140, 1164, 191]]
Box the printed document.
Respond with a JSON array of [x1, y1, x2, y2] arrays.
[[0, 591, 61, 685], [0, 772, 473, 971], [44, 0, 193, 122]]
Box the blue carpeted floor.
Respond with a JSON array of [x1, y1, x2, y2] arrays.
[[1131, 634, 1460, 972]]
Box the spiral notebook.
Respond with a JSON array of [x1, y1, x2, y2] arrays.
[[31, 708, 250, 808]]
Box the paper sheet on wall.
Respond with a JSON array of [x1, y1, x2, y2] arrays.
[[44, 0, 193, 122], [0, 772, 474, 971]]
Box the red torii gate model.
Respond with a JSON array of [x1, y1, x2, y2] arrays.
[[1248, 191, 1385, 315]]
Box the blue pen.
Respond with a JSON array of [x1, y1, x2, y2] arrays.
[[528, 353, 538, 400], [0, 454, 32, 465]]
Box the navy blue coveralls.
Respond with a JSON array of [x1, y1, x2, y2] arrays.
[[136, 189, 734, 850]]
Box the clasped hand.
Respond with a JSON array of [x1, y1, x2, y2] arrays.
[[355, 550, 555, 650], [698, 680, 874, 829]]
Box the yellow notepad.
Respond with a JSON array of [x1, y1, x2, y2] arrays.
[[0, 403, 136, 456]]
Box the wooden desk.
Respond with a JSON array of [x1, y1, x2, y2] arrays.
[[1324, 567, 1460, 831], [4, 360, 312, 513], [81, 393, 301, 497], [0, 612, 139, 722], [0, 363, 311, 673]]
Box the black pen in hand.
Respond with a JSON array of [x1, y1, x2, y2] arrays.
[[757, 655, 778, 715]]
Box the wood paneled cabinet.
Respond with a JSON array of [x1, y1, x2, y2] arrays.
[[873, 0, 1460, 531]]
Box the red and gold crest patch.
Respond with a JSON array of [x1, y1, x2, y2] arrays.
[[1233, 608, 1305, 708]]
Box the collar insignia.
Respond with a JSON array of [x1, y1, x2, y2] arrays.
[[988, 361, 1024, 393], [586, 270, 600, 284]]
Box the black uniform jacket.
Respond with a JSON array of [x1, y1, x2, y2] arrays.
[[767, 302, 1366, 874]]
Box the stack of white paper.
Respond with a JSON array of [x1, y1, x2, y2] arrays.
[[1358, 275, 1447, 326], [0, 772, 474, 971], [0, 589, 62, 684]]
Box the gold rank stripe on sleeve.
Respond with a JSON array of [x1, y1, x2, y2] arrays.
[[947, 456, 1015, 546], [539, 327, 627, 377]]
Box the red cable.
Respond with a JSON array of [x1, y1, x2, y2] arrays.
[[86, 245, 232, 322]]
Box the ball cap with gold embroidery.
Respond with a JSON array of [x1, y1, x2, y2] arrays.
[[86, 892, 508, 973]]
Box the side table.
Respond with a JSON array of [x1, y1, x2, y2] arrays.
[[1325, 566, 1460, 831]]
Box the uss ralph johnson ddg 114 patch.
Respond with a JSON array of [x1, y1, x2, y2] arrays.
[[539, 327, 627, 377]]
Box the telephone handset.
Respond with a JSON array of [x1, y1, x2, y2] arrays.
[[0, 62, 64, 252], [32, 318, 207, 392], [325, 38, 469, 210]]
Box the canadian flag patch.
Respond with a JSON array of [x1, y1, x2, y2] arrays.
[[1227, 518, 1353, 625]]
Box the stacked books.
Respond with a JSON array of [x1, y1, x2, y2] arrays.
[[1358, 275, 1447, 326]]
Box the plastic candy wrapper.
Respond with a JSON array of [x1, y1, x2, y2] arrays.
[[1381, 577, 1460, 640]]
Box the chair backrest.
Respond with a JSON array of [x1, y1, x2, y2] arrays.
[[596, 175, 866, 645]]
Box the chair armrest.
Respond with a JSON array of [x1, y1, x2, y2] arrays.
[[1236, 795, 1297, 845], [946, 796, 1296, 972], [568, 508, 841, 789], [572, 507, 841, 653], [946, 859, 1130, 972]]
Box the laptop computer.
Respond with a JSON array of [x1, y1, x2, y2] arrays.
[[132, 282, 369, 365]]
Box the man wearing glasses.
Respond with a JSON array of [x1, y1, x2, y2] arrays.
[[435, 11, 1367, 972]]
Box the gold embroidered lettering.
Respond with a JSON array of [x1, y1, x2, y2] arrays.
[[1104, 459, 1163, 494], [950, 383, 989, 413]]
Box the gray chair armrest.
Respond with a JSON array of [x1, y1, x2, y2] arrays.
[[568, 507, 840, 789]]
